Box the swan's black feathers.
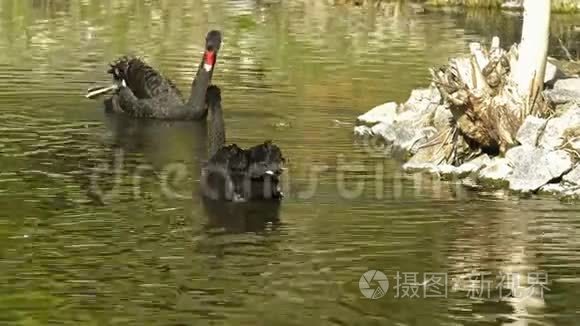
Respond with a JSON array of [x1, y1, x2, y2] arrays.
[[204, 141, 285, 201], [207, 142, 284, 179], [108, 56, 183, 101], [205, 85, 221, 104], [207, 144, 248, 174], [246, 141, 285, 178]]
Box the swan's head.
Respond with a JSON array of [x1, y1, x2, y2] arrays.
[[203, 30, 222, 72]]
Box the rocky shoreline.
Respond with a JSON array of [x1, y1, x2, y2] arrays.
[[354, 61, 580, 200]]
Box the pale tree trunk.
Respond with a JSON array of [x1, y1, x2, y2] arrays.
[[512, 0, 551, 106]]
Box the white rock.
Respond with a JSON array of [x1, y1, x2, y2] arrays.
[[571, 138, 580, 152], [457, 154, 492, 174], [403, 87, 441, 117], [539, 104, 580, 150], [354, 125, 373, 136], [392, 121, 421, 151], [403, 128, 438, 153], [371, 121, 389, 134], [403, 145, 439, 169], [357, 102, 398, 125], [516, 116, 547, 146], [408, 155, 491, 176], [563, 165, 580, 185], [506, 146, 573, 192], [554, 78, 580, 94], [544, 61, 566, 84], [540, 183, 580, 199], [544, 89, 580, 105], [546, 150, 573, 177], [545, 78, 580, 104], [479, 158, 513, 181], [406, 87, 441, 104], [395, 107, 421, 123], [372, 122, 396, 143], [435, 164, 460, 175], [540, 183, 567, 194], [561, 103, 580, 120], [540, 118, 565, 149]]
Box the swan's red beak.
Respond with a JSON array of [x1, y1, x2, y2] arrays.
[[203, 50, 216, 72]]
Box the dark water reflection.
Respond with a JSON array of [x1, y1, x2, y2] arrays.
[[1, 1, 580, 325]]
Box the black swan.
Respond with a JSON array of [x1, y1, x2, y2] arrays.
[[201, 86, 285, 201], [86, 30, 222, 120]]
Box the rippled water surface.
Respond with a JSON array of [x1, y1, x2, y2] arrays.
[[1, 1, 580, 325]]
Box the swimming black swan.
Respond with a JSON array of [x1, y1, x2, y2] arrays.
[[86, 30, 222, 120], [201, 86, 285, 201]]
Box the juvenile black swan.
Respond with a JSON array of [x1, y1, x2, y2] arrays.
[[201, 86, 285, 201], [86, 30, 222, 120]]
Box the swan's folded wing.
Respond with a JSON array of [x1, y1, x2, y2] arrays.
[[246, 141, 285, 178], [207, 144, 248, 175], [108, 57, 183, 101]]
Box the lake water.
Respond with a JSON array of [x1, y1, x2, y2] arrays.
[[1, 1, 580, 325]]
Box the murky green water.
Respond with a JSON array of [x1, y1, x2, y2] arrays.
[[1, 1, 580, 325]]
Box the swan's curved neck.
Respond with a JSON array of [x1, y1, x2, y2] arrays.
[[187, 55, 216, 118], [208, 99, 225, 157]]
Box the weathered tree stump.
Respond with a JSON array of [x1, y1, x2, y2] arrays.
[[430, 36, 552, 163]]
